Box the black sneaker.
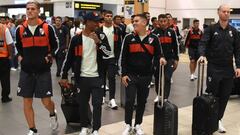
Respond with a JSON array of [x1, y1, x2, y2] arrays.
[[2, 97, 12, 103]]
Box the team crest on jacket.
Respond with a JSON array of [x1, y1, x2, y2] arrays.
[[148, 37, 154, 44], [100, 34, 105, 40], [39, 28, 45, 35], [168, 31, 171, 37], [229, 31, 233, 37]]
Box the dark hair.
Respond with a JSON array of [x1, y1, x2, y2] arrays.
[[56, 16, 62, 21], [113, 15, 121, 20], [143, 12, 150, 15], [151, 17, 157, 22], [193, 19, 199, 23], [104, 10, 113, 15], [158, 14, 167, 19], [74, 19, 80, 27], [131, 15, 135, 19], [40, 14, 46, 21], [134, 14, 147, 21], [165, 13, 172, 17]]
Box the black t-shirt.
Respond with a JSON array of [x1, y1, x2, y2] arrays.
[[54, 25, 69, 51]]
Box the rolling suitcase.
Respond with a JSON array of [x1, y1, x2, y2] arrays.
[[192, 62, 219, 135], [60, 77, 92, 124], [153, 65, 178, 135]]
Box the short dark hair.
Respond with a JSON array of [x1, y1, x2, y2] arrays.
[[165, 13, 172, 17], [56, 16, 62, 21], [134, 14, 147, 21], [193, 19, 199, 23], [131, 15, 135, 19], [151, 17, 157, 22], [104, 10, 113, 15], [158, 14, 167, 19], [113, 15, 121, 20]]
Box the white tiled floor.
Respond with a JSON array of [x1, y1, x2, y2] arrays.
[[70, 98, 240, 135]]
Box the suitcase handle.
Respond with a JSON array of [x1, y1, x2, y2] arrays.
[[157, 65, 165, 108], [197, 61, 205, 96]]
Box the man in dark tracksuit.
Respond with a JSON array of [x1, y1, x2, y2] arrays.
[[60, 12, 111, 135], [185, 19, 203, 81], [121, 14, 166, 135], [15, 1, 59, 134], [198, 4, 240, 133], [99, 10, 122, 109], [53, 16, 69, 77], [153, 14, 179, 101]]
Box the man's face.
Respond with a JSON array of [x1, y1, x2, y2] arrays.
[[146, 13, 150, 21], [166, 15, 173, 25], [55, 18, 62, 26], [86, 20, 99, 32], [26, 3, 40, 20], [133, 16, 146, 32], [218, 6, 230, 22], [158, 18, 168, 29], [193, 22, 200, 29], [0, 18, 5, 24], [104, 13, 113, 23], [152, 19, 159, 28], [114, 17, 121, 25]]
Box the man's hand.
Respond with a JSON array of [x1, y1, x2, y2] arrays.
[[89, 32, 101, 44], [59, 79, 69, 88], [198, 56, 206, 63], [122, 75, 131, 87], [160, 58, 167, 65], [18, 55, 23, 62], [235, 68, 240, 78], [173, 60, 178, 70], [45, 54, 53, 63]]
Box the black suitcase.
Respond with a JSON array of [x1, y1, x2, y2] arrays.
[[60, 77, 92, 124], [192, 62, 219, 135], [153, 65, 178, 135]]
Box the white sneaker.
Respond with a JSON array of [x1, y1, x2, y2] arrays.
[[150, 82, 155, 86], [50, 110, 58, 130], [122, 124, 131, 135], [27, 130, 40, 135], [92, 130, 99, 135], [193, 75, 198, 79], [102, 97, 105, 104], [134, 124, 144, 135], [190, 74, 195, 81], [79, 127, 91, 135], [108, 99, 118, 109], [171, 78, 173, 83], [218, 120, 226, 133]]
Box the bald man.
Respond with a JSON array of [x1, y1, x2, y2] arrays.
[[199, 4, 240, 133]]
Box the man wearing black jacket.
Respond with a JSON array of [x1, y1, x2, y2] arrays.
[[99, 10, 122, 109], [152, 14, 179, 102], [198, 4, 240, 133], [60, 12, 111, 135], [15, 1, 59, 134], [121, 14, 166, 135]]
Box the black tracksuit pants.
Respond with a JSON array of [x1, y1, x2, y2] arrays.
[[56, 51, 66, 75], [206, 63, 234, 120], [154, 59, 174, 99], [0, 58, 10, 99], [124, 74, 152, 126], [76, 77, 104, 131], [102, 58, 117, 100]]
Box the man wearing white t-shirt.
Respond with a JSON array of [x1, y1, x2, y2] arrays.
[[60, 12, 111, 135], [0, 23, 13, 103], [99, 10, 122, 109]]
